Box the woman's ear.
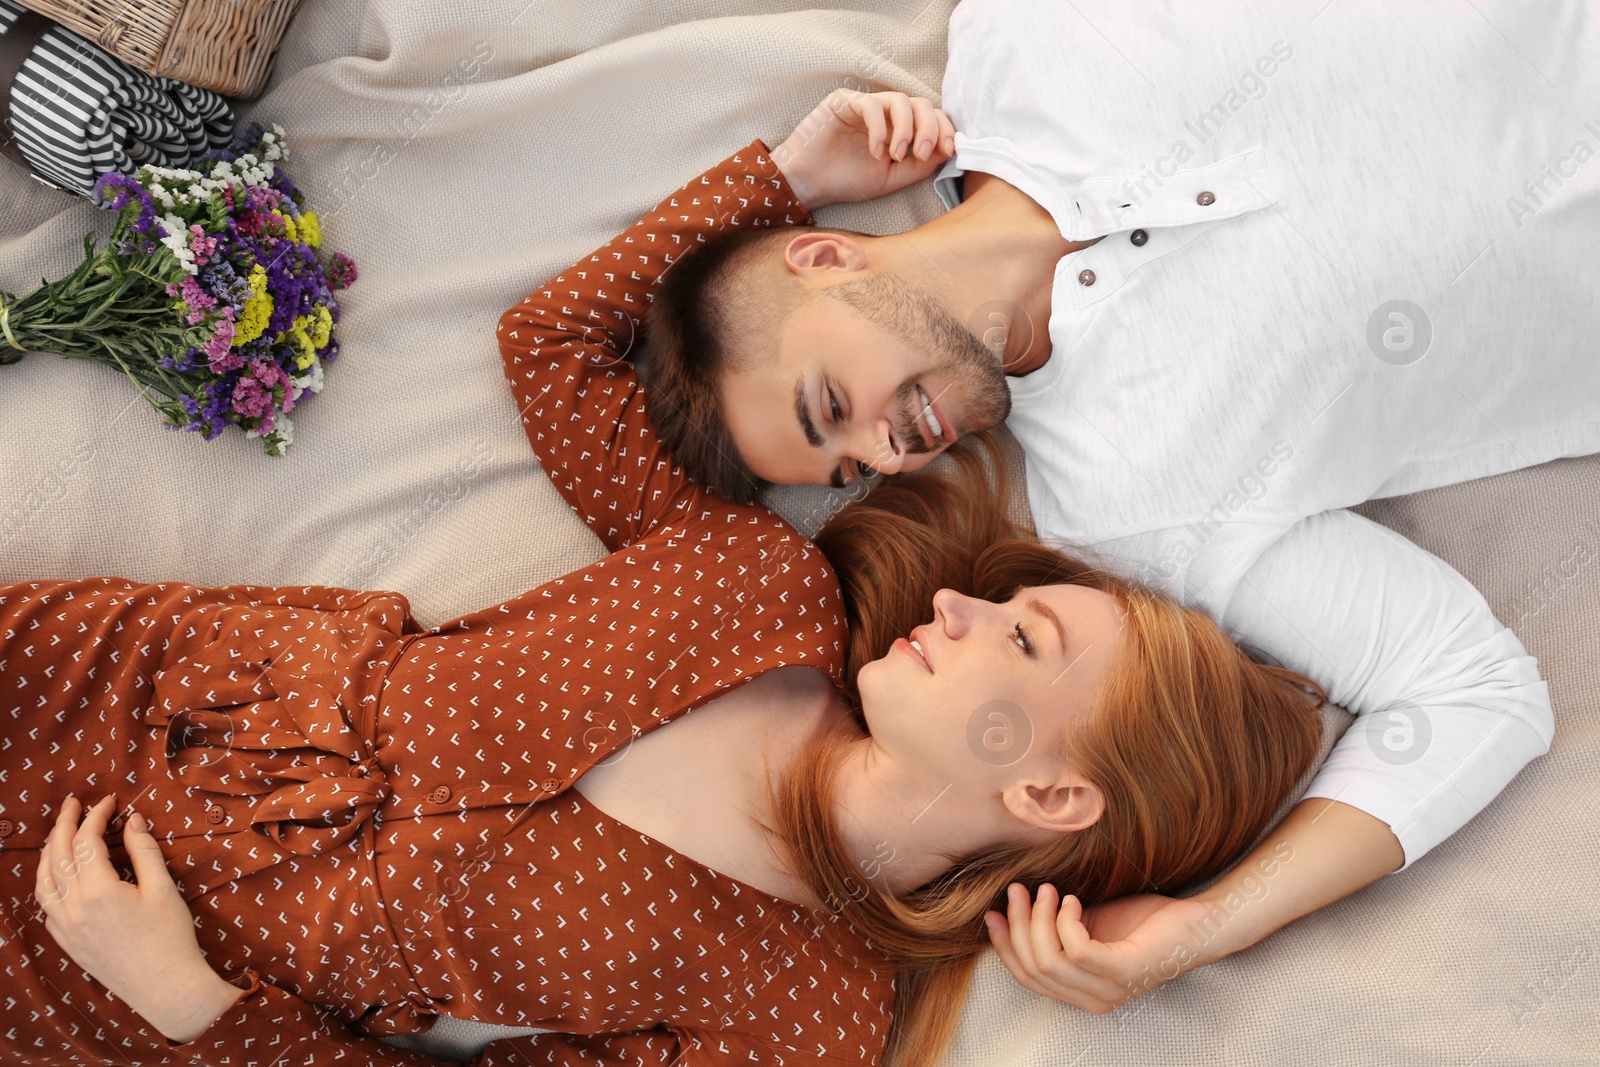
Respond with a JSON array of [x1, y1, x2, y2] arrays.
[[782, 230, 870, 276], [1006, 773, 1104, 835]]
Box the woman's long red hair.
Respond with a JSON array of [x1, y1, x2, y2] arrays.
[[767, 432, 1327, 1067]]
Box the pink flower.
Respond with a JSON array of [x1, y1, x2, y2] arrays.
[[204, 307, 241, 371], [187, 224, 217, 267], [179, 276, 217, 325]]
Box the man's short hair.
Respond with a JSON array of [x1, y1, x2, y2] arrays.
[[641, 225, 862, 504]]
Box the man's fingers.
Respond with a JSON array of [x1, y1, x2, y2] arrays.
[[1041, 889, 1133, 1003], [984, 911, 1052, 999], [1003, 883, 1042, 975]]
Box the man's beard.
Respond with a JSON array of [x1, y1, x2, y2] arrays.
[[823, 273, 1014, 456]]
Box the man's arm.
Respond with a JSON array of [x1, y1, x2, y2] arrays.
[[986, 507, 1552, 1009]]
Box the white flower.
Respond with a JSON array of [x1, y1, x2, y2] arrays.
[[291, 360, 325, 397], [245, 415, 295, 454], [157, 212, 198, 274]]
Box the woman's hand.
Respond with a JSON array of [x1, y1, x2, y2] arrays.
[[771, 88, 957, 210], [983, 883, 1228, 1014], [35, 795, 244, 1044]]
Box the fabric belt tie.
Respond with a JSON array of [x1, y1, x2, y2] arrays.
[[149, 658, 391, 856]]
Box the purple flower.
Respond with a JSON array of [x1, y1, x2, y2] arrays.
[[327, 253, 358, 291], [93, 173, 157, 233]]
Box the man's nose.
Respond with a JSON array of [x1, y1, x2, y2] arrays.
[[853, 416, 904, 476]]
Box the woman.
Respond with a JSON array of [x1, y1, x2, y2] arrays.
[[5, 93, 1326, 1067]]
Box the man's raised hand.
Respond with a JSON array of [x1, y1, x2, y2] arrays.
[[772, 88, 957, 210]]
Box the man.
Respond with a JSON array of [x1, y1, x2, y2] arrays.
[[639, 1, 1600, 1007]]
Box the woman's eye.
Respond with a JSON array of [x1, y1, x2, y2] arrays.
[[828, 388, 842, 421], [855, 459, 874, 479], [1012, 622, 1034, 655]]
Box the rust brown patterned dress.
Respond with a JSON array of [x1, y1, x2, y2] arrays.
[[0, 141, 895, 1066]]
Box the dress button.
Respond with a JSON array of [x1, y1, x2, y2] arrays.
[[204, 805, 225, 825], [427, 785, 452, 804], [1196, 191, 1216, 206], [1077, 269, 1096, 287], [0, 819, 13, 838], [541, 777, 562, 793], [1129, 229, 1148, 247]]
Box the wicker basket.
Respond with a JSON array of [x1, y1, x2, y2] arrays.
[[18, 0, 302, 99]]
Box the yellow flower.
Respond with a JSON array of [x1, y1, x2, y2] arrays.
[[308, 305, 332, 348], [276, 312, 319, 369], [232, 265, 273, 347], [274, 211, 299, 243], [298, 211, 322, 249]]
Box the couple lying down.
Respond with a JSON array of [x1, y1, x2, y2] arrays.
[[3, 130, 1324, 1067], [10, 108, 1325, 1067], [11, 12, 1597, 1062]]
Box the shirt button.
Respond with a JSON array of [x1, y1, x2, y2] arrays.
[[1077, 269, 1096, 287], [1196, 191, 1216, 206], [204, 805, 226, 826], [1129, 229, 1148, 246], [427, 785, 452, 804], [0, 819, 13, 838], [541, 777, 562, 793]]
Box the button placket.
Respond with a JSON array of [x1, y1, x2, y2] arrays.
[[1069, 148, 1275, 232]]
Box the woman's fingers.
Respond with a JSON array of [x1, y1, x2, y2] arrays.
[[883, 93, 915, 160], [122, 811, 176, 897], [936, 109, 957, 156], [857, 95, 889, 160], [35, 797, 78, 908], [907, 96, 939, 160], [72, 794, 116, 875]]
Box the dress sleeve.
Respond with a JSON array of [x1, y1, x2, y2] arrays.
[[176, 973, 871, 1066], [1212, 508, 1555, 870], [495, 139, 814, 553]]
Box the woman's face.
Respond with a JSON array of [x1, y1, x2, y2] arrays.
[[856, 584, 1125, 803]]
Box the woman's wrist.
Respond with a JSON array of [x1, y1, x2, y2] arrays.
[[768, 139, 826, 211], [156, 971, 249, 1045]]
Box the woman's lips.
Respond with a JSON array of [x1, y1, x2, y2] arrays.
[[893, 636, 933, 673]]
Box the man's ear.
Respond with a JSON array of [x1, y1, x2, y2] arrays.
[[782, 231, 870, 276]]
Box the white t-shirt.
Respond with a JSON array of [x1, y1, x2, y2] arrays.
[[934, 0, 1600, 869]]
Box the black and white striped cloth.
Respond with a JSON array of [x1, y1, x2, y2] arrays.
[[0, 0, 235, 199]]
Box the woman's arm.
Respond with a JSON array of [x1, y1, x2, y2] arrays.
[[495, 90, 955, 552], [35, 797, 849, 1066]]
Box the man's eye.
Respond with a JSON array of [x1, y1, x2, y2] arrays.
[[1012, 622, 1034, 655], [828, 388, 842, 421]]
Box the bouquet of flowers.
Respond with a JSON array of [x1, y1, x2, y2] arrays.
[[0, 123, 356, 456]]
